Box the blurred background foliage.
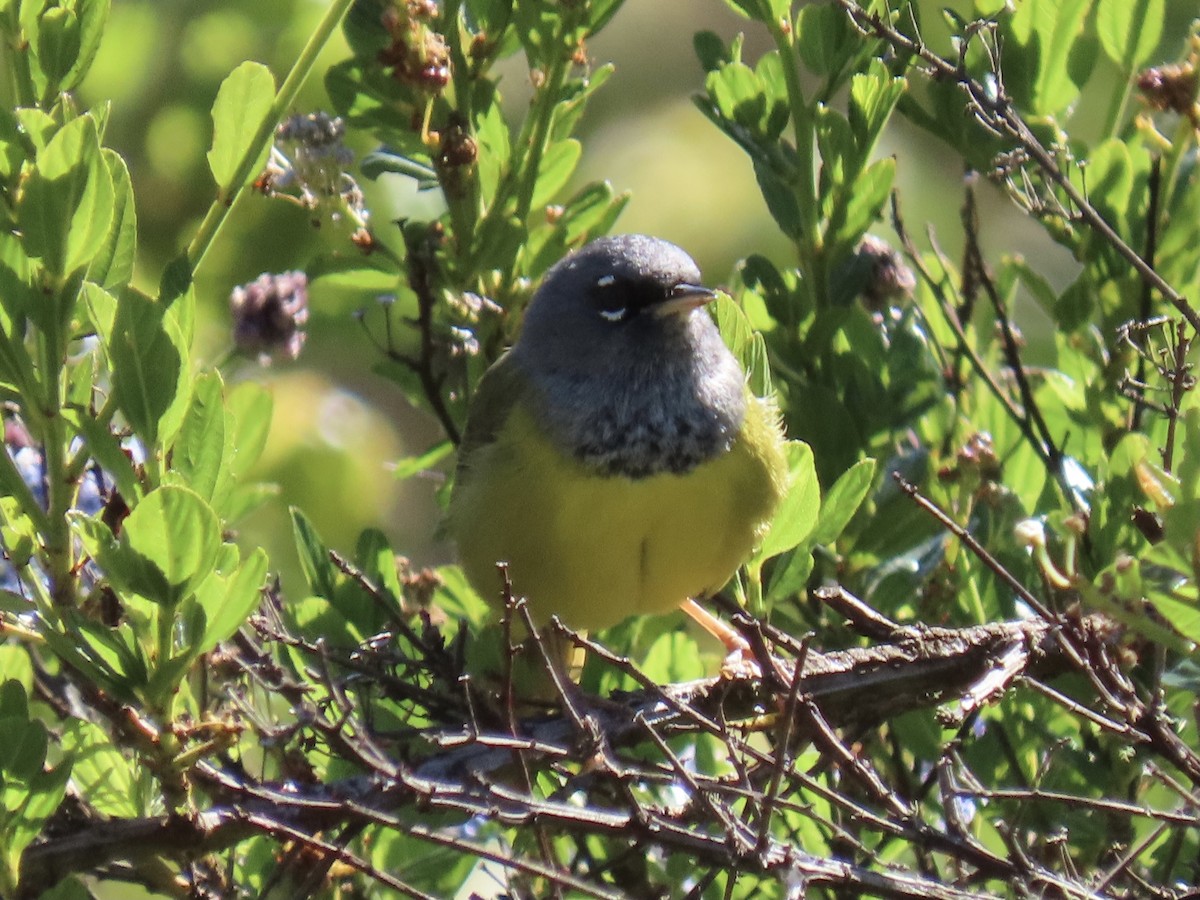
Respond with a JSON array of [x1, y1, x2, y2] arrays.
[[54, 0, 1195, 597]]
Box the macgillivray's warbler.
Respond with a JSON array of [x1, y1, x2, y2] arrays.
[[447, 234, 789, 654]]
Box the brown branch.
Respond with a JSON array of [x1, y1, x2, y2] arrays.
[[22, 613, 1116, 896], [838, 0, 1200, 334]]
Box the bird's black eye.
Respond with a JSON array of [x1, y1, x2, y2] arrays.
[[593, 274, 628, 322], [591, 273, 671, 323]]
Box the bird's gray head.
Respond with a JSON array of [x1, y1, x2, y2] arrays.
[[513, 234, 748, 478], [516, 234, 714, 351]]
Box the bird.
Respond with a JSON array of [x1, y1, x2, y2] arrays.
[[447, 234, 788, 655]]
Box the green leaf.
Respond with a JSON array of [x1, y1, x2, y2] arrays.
[[1096, 0, 1163, 71], [0, 679, 28, 719], [359, 148, 439, 188], [173, 371, 231, 506], [227, 381, 273, 479], [16, 114, 114, 276], [713, 294, 755, 364], [63, 719, 138, 818], [111, 287, 190, 448], [87, 149, 136, 290], [5, 756, 71, 881], [849, 61, 906, 152], [753, 160, 803, 239], [1151, 593, 1200, 646], [472, 89, 512, 203], [833, 156, 894, 249], [119, 486, 222, 605], [62, 0, 109, 91], [197, 547, 267, 655], [835, 154, 892, 247], [1007, 0, 1096, 115], [206, 61, 276, 193], [530, 139, 582, 211], [13, 108, 55, 156], [0, 108, 28, 181], [706, 61, 766, 135], [35, 6, 81, 90], [291, 507, 338, 599], [356, 528, 404, 606], [810, 458, 876, 545], [394, 440, 454, 480], [1078, 139, 1133, 229], [694, 30, 730, 72], [63, 404, 140, 503], [796, 1, 856, 77], [641, 630, 705, 683], [757, 440, 821, 561], [0, 716, 46, 780]]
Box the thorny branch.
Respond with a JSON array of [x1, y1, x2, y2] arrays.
[[21, 583, 1184, 900]]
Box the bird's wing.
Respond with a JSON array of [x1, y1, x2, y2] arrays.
[[452, 350, 527, 489]]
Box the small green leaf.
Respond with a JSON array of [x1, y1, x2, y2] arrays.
[[227, 381, 273, 478], [356, 528, 404, 604], [473, 90, 511, 202], [0, 679, 28, 719], [6, 756, 71, 881], [359, 148, 439, 187], [174, 371, 230, 506], [1096, 0, 1163, 71], [394, 440, 454, 480], [207, 61, 276, 193], [834, 156, 894, 249], [111, 287, 190, 448], [88, 149, 136, 290], [197, 547, 267, 654], [849, 61, 906, 152], [120, 486, 222, 604], [758, 440, 821, 561], [35, 6, 81, 90], [62, 0, 109, 91], [642, 630, 705, 683], [1007, 0, 1096, 115], [16, 114, 114, 276], [291, 507, 338, 599], [796, 1, 855, 77], [0, 717, 46, 780], [753, 160, 803, 239], [530, 139, 582, 211], [694, 30, 730, 72], [810, 458, 876, 545], [64, 404, 140, 503], [0, 108, 28, 181], [63, 719, 138, 818], [1151, 593, 1200, 646], [706, 61, 766, 134], [713, 294, 755, 363]]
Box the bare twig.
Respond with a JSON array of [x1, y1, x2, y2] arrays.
[[838, 0, 1200, 333]]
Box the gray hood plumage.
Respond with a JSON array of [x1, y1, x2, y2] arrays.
[[511, 234, 747, 478]]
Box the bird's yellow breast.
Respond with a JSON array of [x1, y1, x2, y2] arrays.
[[451, 395, 787, 630]]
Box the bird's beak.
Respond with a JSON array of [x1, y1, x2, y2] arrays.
[[651, 283, 719, 318]]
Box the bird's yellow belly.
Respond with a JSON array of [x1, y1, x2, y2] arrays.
[[453, 401, 784, 630]]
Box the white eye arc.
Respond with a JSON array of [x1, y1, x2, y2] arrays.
[[596, 275, 616, 287], [598, 307, 626, 322]]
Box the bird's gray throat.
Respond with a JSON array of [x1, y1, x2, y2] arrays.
[[529, 327, 747, 479]]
